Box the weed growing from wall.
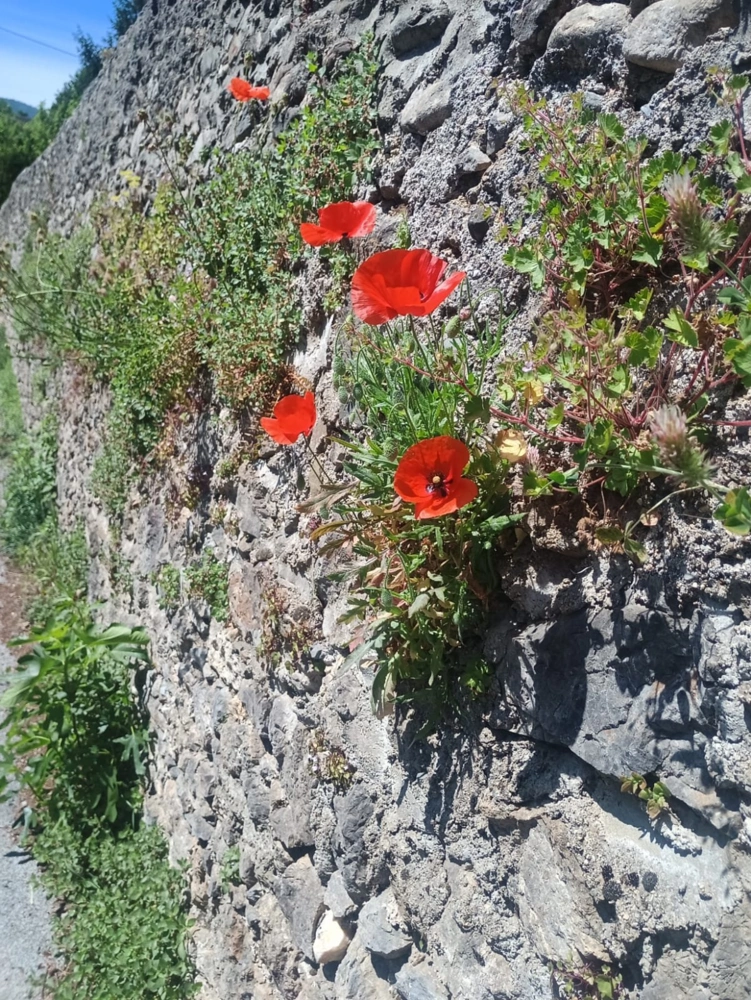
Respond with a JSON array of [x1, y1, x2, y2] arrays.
[[185, 549, 229, 622], [297, 76, 751, 713], [0, 39, 379, 523]]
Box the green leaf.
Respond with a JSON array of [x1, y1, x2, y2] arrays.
[[598, 113, 624, 142], [626, 325, 663, 367], [632, 233, 663, 267], [605, 363, 631, 398], [597, 978, 614, 999], [714, 488, 751, 536], [595, 525, 624, 545], [664, 308, 699, 349], [618, 286, 653, 322], [504, 246, 546, 289], [723, 336, 751, 386]]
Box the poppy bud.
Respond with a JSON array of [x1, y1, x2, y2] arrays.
[[338, 387, 349, 404], [444, 316, 462, 339], [352, 383, 364, 401]]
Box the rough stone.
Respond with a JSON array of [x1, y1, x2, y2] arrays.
[[467, 204, 492, 241], [510, 0, 579, 64], [275, 856, 325, 963], [485, 108, 515, 155], [455, 144, 492, 177], [400, 80, 452, 135], [395, 964, 449, 1000], [389, 1, 453, 56], [324, 870, 359, 919], [546, 3, 632, 68], [357, 888, 412, 960], [623, 0, 739, 73]]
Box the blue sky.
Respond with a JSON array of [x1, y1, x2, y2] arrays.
[[0, 1, 112, 107]]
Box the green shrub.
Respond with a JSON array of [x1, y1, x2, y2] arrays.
[[0, 416, 57, 553], [21, 520, 89, 624], [0, 601, 150, 829], [34, 819, 196, 1000], [0, 601, 197, 999], [0, 324, 24, 457]]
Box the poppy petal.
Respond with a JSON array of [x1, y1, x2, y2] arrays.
[[261, 392, 316, 445], [418, 270, 467, 316], [300, 222, 339, 247], [228, 78, 270, 102], [351, 249, 464, 325], [414, 477, 478, 519], [260, 417, 299, 445], [318, 201, 377, 239]]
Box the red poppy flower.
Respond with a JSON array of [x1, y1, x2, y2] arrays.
[[394, 436, 478, 519], [351, 248, 466, 326], [228, 78, 271, 102], [260, 392, 316, 445], [300, 201, 377, 247]]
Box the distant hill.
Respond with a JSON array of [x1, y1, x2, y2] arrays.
[[0, 98, 38, 120]]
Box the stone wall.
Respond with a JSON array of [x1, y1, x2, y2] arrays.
[[3, 1, 751, 998]]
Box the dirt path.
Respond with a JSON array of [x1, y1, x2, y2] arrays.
[[0, 557, 52, 1000]]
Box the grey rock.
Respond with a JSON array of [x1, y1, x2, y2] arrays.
[[234, 482, 265, 537], [511, 0, 579, 63], [582, 90, 606, 110], [467, 205, 492, 242], [324, 870, 359, 919], [358, 888, 412, 960], [275, 856, 325, 962], [490, 601, 744, 830], [400, 80, 452, 134], [624, 0, 739, 73], [390, 0, 453, 56], [188, 812, 215, 845], [395, 965, 449, 1000], [455, 144, 492, 177], [546, 3, 631, 66], [335, 938, 393, 1000], [244, 770, 271, 824], [485, 109, 515, 156]]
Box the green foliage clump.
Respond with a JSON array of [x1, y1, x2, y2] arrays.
[[496, 78, 751, 531], [621, 772, 672, 821], [34, 821, 197, 1000], [0, 324, 24, 457], [0, 415, 57, 553], [218, 844, 241, 893], [551, 960, 624, 999], [0, 602, 197, 1000], [2, 40, 379, 521], [0, 601, 150, 829], [154, 563, 182, 614], [186, 550, 228, 622], [21, 520, 89, 623], [316, 299, 522, 712]]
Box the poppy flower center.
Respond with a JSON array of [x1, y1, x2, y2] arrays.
[[426, 472, 449, 497]]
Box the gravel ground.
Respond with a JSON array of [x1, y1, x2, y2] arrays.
[[0, 557, 52, 1000]]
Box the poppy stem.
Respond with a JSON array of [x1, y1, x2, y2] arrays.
[[303, 438, 333, 487]]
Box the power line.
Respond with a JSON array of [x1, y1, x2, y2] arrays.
[[0, 24, 77, 58]]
